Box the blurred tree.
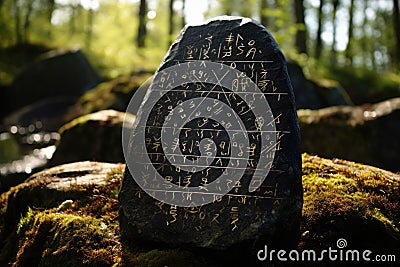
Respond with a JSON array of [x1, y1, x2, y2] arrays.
[[393, 0, 400, 68], [46, 0, 55, 37], [260, 0, 268, 27], [69, 3, 83, 36], [315, 0, 324, 59], [137, 0, 147, 47], [220, 0, 232, 15], [331, 0, 339, 62], [345, 0, 355, 65], [20, 0, 35, 44], [360, 0, 376, 69], [168, 0, 174, 45], [86, 2, 94, 49], [294, 0, 307, 54], [0, 0, 398, 78]]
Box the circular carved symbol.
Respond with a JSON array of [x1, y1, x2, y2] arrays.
[[123, 61, 276, 207]]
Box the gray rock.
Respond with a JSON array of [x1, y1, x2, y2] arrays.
[[5, 49, 100, 114], [119, 16, 302, 251], [49, 110, 135, 166], [286, 59, 352, 109], [299, 97, 400, 172]]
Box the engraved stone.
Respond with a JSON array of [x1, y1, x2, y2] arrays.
[[119, 16, 302, 251]]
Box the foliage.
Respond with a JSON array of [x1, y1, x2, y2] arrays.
[[0, 0, 399, 102], [64, 73, 150, 120], [16, 207, 34, 235], [328, 66, 400, 104]]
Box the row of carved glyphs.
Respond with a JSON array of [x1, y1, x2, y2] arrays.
[[140, 33, 288, 228], [138, 188, 282, 231]]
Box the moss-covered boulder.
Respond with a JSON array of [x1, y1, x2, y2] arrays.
[[5, 49, 100, 115], [299, 97, 400, 172], [1, 155, 399, 266], [49, 110, 135, 166], [300, 154, 400, 257], [0, 161, 123, 266], [65, 74, 151, 121]]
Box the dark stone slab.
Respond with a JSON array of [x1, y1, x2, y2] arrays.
[[119, 16, 302, 251]]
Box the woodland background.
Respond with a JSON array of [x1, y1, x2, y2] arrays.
[[0, 0, 399, 105]]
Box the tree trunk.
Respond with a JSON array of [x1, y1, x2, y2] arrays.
[[345, 0, 355, 65], [331, 0, 339, 61], [13, 0, 22, 45], [315, 0, 324, 59], [86, 8, 94, 49], [47, 0, 55, 37], [294, 0, 307, 54], [361, 0, 372, 69], [393, 0, 400, 68], [168, 0, 174, 46], [69, 4, 77, 36], [260, 0, 268, 27], [181, 0, 186, 28], [221, 0, 232, 16], [137, 0, 147, 48]]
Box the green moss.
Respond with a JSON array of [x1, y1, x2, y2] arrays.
[[14, 211, 121, 266], [66, 74, 151, 119], [127, 249, 207, 267], [301, 153, 400, 251], [106, 165, 125, 182]]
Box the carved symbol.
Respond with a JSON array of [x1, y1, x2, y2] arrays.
[[123, 62, 277, 207]]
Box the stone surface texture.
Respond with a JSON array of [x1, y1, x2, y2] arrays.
[[0, 156, 398, 266], [299, 97, 400, 172], [286, 59, 352, 109], [119, 16, 302, 251], [50, 110, 135, 166]]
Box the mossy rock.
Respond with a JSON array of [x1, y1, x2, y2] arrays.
[[65, 74, 151, 120], [301, 153, 400, 256], [49, 110, 135, 166], [299, 97, 400, 172], [14, 211, 119, 267], [1, 156, 399, 266], [0, 161, 123, 266]]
